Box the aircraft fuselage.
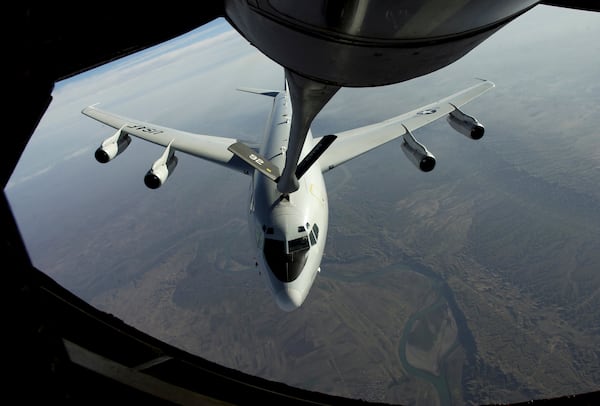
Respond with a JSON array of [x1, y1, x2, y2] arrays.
[[248, 91, 328, 311]]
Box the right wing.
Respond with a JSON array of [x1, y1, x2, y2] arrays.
[[82, 105, 252, 174], [317, 80, 495, 172]]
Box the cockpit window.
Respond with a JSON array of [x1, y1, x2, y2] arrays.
[[288, 236, 309, 253], [264, 237, 309, 282], [309, 231, 316, 246], [262, 225, 274, 234], [264, 238, 285, 257], [313, 223, 320, 239]]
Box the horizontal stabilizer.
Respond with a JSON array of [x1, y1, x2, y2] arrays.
[[296, 135, 337, 179], [227, 142, 280, 181], [237, 87, 280, 97]]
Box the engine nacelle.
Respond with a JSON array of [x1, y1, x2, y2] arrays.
[[144, 142, 178, 189], [401, 129, 436, 172], [95, 131, 131, 163], [447, 108, 485, 140]]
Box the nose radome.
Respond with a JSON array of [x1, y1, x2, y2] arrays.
[[275, 288, 304, 312]]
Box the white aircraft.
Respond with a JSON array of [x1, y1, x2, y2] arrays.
[[82, 76, 494, 311]]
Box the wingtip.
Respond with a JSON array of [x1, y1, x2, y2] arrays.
[[82, 103, 100, 113], [475, 78, 496, 87]]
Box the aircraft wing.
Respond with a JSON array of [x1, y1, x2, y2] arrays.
[[82, 105, 251, 174], [317, 80, 495, 172]]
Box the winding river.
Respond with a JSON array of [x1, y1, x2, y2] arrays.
[[325, 256, 477, 406]]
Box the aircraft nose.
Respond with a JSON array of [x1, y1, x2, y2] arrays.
[[275, 288, 304, 312]]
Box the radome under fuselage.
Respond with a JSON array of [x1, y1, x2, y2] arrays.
[[248, 91, 328, 312]]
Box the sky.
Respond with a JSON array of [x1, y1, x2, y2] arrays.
[[5, 5, 600, 404], [7, 6, 599, 192], [7, 18, 264, 190]]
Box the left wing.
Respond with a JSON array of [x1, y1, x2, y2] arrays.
[[318, 80, 495, 172], [82, 105, 252, 174]]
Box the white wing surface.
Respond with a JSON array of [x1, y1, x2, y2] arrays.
[[82, 105, 251, 174], [318, 80, 495, 172]]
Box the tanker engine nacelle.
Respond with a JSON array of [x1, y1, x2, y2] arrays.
[[95, 126, 131, 163], [401, 129, 436, 172], [447, 107, 485, 140], [144, 141, 178, 189]]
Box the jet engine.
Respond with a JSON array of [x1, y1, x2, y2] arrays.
[[144, 141, 178, 189], [447, 107, 485, 140], [401, 129, 436, 172], [95, 127, 131, 163]]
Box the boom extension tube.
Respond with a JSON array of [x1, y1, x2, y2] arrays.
[[296, 134, 337, 179]]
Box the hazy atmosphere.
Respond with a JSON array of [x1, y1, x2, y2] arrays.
[[7, 6, 600, 405]]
